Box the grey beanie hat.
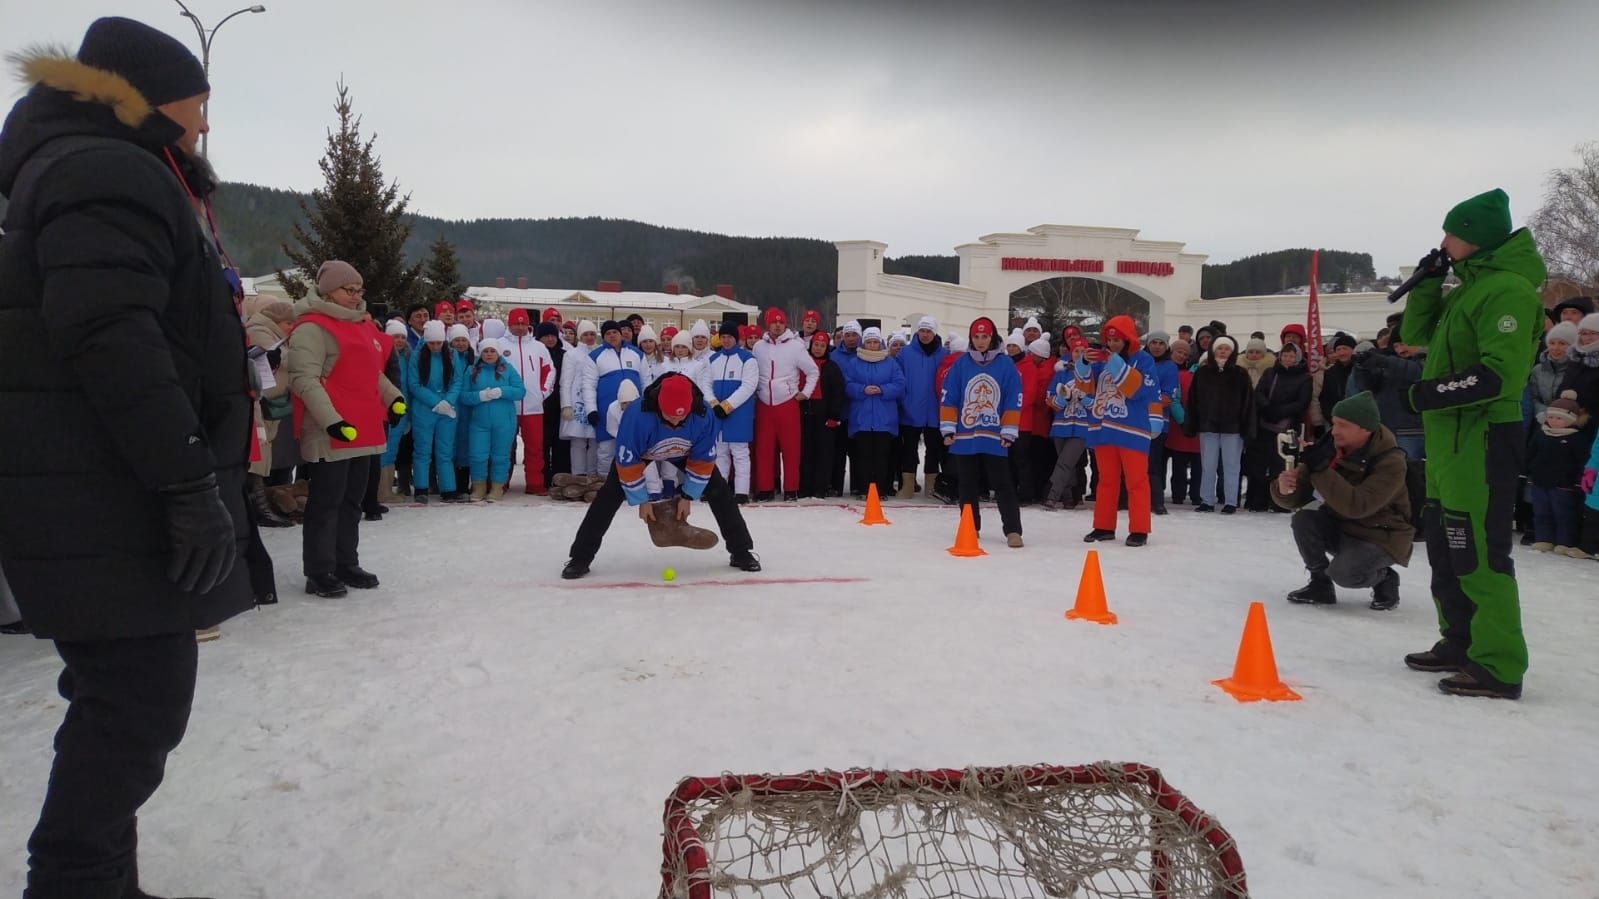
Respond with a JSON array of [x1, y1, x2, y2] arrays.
[[1145, 330, 1170, 345], [316, 260, 363, 295]]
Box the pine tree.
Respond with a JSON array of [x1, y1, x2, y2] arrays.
[[276, 80, 422, 312], [423, 235, 466, 301]]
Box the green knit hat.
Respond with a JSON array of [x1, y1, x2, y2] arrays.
[[1331, 390, 1381, 433], [1442, 188, 1512, 251]]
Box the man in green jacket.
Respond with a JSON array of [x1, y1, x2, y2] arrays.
[[1399, 188, 1546, 699]]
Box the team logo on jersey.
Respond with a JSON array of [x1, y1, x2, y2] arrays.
[[1496, 314, 1518, 333], [961, 374, 1002, 429], [1092, 373, 1129, 420]]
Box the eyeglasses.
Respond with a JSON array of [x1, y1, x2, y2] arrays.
[[338, 285, 366, 296]]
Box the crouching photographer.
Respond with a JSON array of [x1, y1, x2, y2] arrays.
[[1271, 391, 1414, 610]]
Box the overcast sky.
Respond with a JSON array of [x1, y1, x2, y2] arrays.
[[5, 0, 1597, 276]]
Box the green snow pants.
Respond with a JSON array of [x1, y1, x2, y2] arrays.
[[1422, 418, 1527, 686]]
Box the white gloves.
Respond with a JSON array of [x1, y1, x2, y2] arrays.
[[489, 387, 502, 400], [433, 401, 456, 418], [479, 388, 501, 402]]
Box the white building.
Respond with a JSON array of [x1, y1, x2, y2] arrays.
[[459, 282, 760, 331]]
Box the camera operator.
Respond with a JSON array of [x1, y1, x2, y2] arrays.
[[1272, 392, 1413, 611]]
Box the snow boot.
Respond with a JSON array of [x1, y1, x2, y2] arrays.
[[470, 481, 488, 503], [247, 474, 293, 528], [897, 473, 916, 500], [335, 566, 380, 589], [1083, 529, 1116, 543], [645, 501, 720, 550], [305, 574, 347, 598], [755, 491, 775, 503], [363, 510, 383, 522], [729, 550, 762, 572], [1006, 533, 1024, 548], [561, 559, 590, 579], [1403, 648, 1463, 673], [783, 491, 799, 502], [1125, 533, 1148, 547], [376, 465, 402, 504], [413, 492, 429, 505], [1151, 497, 1168, 516], [442, 491, 470, 504], [735, 493, 750, 505], [1286, 572, 1335, 604], [488, 484, 506, 503], [1530, 541, 1554, 552], [1220, 504, 1237, 515], [1369, 569, 1400, 610], [1437, 670, 1522, 700], [1194, 503, 1215, 512]]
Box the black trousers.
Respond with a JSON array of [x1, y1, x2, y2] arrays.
[[1168, 449, 1200, 503], [1146, 433, 1167, 502], [956, 452, 1022, 536], [1291, 507, 1394, 587], [568, 463, 754, 565], [852, 431, 895, 498], [27, 633, 198, 899], [303, 455, 371, 577], [1007, 439, 1033, 503], [544, 408, 569, 479], [800, 413, 838, 497], [361, 446, 383, 514], [898, 425, 944, 476]]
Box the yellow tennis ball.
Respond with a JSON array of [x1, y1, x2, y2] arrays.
[[662, 567, 677, 582]]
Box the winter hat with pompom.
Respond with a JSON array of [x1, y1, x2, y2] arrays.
[[1546, 390, 1583, 423], [1028, 338, 1052, 358]]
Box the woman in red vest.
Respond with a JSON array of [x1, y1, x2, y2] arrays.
[[286, 261, 406, 598]]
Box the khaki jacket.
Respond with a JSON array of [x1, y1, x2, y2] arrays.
[[245, 305, 291, 400], [285, 296, 401, 463], [1271, 425, 1414, 565]]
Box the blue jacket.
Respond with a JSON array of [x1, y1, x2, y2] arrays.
[[453, 349, 477, 462], [703, 347, 759, 444], [408, 347, 464, 417], [939, 351, 1023, 456], [460, 359, 528, 432], [1149, 358, 1180, 436], [1074, 349, 1159, 452], [613, 402, 720, 506], [897, 336, 948, 428], [844, 352, 907, 436], [1046, 366, 1093, 439]]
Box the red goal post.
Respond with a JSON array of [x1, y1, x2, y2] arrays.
[[662, 762, 1247, 899]]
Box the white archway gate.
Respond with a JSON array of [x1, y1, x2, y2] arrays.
[[836, 224, 1206, 335]]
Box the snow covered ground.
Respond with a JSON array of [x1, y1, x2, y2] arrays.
[[2, 493, 1596, 898]]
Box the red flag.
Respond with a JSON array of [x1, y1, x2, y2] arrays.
[[1305, 251, 1325, 375]]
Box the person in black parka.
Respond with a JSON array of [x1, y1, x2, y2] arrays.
[[1245, 342, 1313, 510], [0, 20, 253, 899]]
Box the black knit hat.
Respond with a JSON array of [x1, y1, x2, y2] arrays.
[[600, 319, 622, 336], [719, 319, 740, 338], [1332, 333, 1358, 350], [534, 322, 559, 340], [78, 17, 210, 107]]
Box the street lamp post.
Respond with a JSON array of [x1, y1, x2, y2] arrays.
[[172, 1, 267, 157]]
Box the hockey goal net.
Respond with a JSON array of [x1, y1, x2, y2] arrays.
[[661, 763, 1247, 899]]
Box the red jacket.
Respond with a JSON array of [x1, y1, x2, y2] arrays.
[[1023, 358, 1055, 435], [1165, 370, 1201, 454]]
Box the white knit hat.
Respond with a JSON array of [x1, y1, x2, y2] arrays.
[[1028, 337, 1052, 358], [1005, 330, 1026, 350], [447, 324, 470, 342], [1024, 317, 1042, 332], [671, 331, 694, 353], [862, 326, 884, 343], [480, 318, 507, 341], [1580, 312, 1599, 336], [637, 324, 659, 344], [843, 320, 862, 336], [478, 340, 502, 357], [888, 331, 907, 346], [916, 315, 938, 333], [577, 319, 598, 337], [949, 335, 969, 353], [617, 379, 640, 404], [690, 319, 711, 339], [384, 319, 407, 337], [422, 320, 446, 343], [1546, 321, 1579, 346]]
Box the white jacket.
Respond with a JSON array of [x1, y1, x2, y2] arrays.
[[559, 346, 596, 439], [581, 343, 647, 415], [701, 349, 759, 411], [657, 356, 713, 396], [501, 334, 557, 415], [752, 329, 819, 406]]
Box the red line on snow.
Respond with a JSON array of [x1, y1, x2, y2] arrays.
[[557, 576, 869, 590]]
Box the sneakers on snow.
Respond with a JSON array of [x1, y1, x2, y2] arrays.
[[1083, 529, 1116, 543], [305, 573, 348, 598], [1286, 572, 1336, 605], [1437, 670, 1522, 700], [729, 551, 762, 572], [1403, 649, 1463, 673], [336, 566, 380, 589], [1194, 503, 1215, 513], [1369, 569, 1400, 611]]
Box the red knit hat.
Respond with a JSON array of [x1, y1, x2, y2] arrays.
[[434, 300, 455, 316], [657, 375, 694, 419], [542, 306, 562, 323], [969, 317, 997, 339], [803, 309, 820, 324], [765, 307, 787, 326], [1280, 323, 1308, 344], [810, 331, 829, 346], [455, 299, 474, 312], [660, 325, 679, 340], [507, 308, 531, 328]]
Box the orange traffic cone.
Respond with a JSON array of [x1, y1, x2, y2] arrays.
[[859, 483, 890, 526], [947, 504, 986, 557], [1213, 602, 1302, 702], [1065, 550, 1117, 625]]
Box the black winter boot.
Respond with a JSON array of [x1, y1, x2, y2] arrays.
[[730, 551, 763, 572], [335, 566, 380, 589], [1369, 569, 1400, 610], [248, 474, 293, 528], [1286, 571, 1335, 604], [561, 559, 590, 580], [1083, 529, 1116, 543], [1438, 670, 1522, 700], [305, 574, 347, 598], [1403, 648, 1463, 672]]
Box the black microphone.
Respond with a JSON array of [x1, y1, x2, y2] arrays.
[[1388, 248, 1450, 304]]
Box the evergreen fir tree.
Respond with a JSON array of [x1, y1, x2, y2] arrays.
[[423, 235, 466, 301], [276, 80, 422, 312]]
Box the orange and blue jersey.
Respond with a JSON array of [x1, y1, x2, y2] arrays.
[[613, 401, 719, 505], [1047, 366, 1094, 440], [939, 350, 1023, 456], [1149, 358, 1180, 436], [1074, 349, 1159, 452]]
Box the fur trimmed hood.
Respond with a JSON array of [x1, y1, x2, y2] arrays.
[[9, 46, 155, 128]]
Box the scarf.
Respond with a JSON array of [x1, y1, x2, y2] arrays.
[[1542, 421, 1578, 438], [968, 349, 1001, 364], [857, 347, 889, 363], [1576, 341, 1599, 368]]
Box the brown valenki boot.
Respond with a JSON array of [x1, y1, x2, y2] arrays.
[[488, 483, 506, 502], [375, 465, 402, 504], [896, 472, 916, 500], [644, 500, 720, 550], [469, 481, 488, 503]]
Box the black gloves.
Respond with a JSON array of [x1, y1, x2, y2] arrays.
[[388, 400, 407, 425], [327, 421, 358, 442], [712, 402, 731, 419], [1301, 433, 1337, 473], [587, 411, 600, 427], [1415, 248, 1451, 279], [158, 474, 237, 594]]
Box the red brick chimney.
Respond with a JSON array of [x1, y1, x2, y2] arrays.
[[597, 280, 622, 293], [715, 284, 735, 300], [495, 277, 506, 289], [663, 284, 680, 295], [516, 277, 528, 290]]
